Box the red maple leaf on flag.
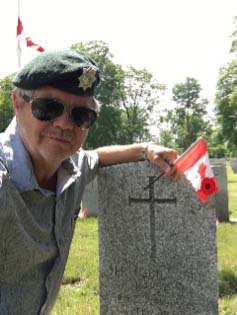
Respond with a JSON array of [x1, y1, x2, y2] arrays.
[[198, 162, 206, 179]]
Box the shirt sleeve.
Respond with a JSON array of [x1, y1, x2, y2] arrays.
[[77, 149, 99, 185]]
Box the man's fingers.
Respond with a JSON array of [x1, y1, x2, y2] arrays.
[[152, 155, 171, 174], [144, 144, 178, 178]]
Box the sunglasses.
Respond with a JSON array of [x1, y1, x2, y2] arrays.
[[22, 95, 97, 129]]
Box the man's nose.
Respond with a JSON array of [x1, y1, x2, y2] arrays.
[[52, 110, 74, 130]]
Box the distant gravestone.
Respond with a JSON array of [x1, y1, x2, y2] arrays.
[[210, 158, 229, 222], [230, 158, 237, 173], [98, 161, 218, 315], [82, 177, 98, 216]]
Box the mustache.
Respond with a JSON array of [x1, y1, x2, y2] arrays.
[[41, 128, 74, 143]]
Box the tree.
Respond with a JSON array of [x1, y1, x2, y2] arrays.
[[71, 41, 125, 107], [119, 66, 165, 143], [71, 41, 165, 147], [215, 60, 237, 155], [164, 77, 212, 150], [0, 41, 166, 147], [86, 105, 123, 148], [0, 75, 14, 132], [158, 129, 177, 149], [230, 17, 237, 55], [214, 17, 237, 156], [71, 41, 126, 148]]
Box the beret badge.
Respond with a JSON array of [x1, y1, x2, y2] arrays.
[[78, 66, 97, 91]]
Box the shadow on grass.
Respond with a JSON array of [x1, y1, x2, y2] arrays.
[[219, 269, 237, 297], [62, 276, 82, 285]]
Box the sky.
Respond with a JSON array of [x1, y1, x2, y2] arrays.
[[0, 0, 237, 112]]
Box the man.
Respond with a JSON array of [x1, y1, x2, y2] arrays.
[[0, 48, 177, 315]]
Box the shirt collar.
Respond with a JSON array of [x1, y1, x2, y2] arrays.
[[0, 117, 80, 196]]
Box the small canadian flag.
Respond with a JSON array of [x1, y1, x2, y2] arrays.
[[17, 17, 44, 53], [175, 138, 219, 203]]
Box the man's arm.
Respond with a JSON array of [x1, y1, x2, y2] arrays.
[[96, 143, 178, 175]]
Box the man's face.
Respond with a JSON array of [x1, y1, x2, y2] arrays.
[[13, 86, 97, 166]]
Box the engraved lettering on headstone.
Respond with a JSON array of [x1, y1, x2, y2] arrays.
[[129, 176, 176, 261]]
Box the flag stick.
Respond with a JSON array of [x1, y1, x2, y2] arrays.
[[144, 171, 165, 190]]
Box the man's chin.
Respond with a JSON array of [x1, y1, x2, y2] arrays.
[[41, 146, 73, 163]]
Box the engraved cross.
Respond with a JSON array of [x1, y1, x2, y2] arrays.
[[129, 176, 177, 261]]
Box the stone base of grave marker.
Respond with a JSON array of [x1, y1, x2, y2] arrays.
[[230, 158, 237, 173], [98, 161, 218, 315], [210, 159, 229, 222], [229, 158, 237, 219]]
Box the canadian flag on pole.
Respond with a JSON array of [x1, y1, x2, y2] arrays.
[[17, 17, 44, 53], [175, 138, 219, 203]]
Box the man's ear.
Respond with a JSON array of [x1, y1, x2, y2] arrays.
[[12, 90, 20, 114]]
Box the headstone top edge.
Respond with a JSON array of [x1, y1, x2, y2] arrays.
[[98, 160, 160, 174]]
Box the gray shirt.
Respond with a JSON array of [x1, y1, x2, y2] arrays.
[[0, 118, 99, 315]]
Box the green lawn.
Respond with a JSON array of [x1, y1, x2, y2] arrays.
[[53, 161, 237, 315], [218, 161, 237, 314], [52, 218, 99, 315]]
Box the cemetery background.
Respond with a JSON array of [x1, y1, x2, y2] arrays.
[[0, 5, 235, 315], [52, 161, 237, 315]]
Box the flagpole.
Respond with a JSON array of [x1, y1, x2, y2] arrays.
[[17, 0, 21, 69]]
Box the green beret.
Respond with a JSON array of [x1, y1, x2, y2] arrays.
[[12, 48, 100, 96]]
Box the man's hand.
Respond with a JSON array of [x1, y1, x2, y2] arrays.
[[144, 144, 178, 176]]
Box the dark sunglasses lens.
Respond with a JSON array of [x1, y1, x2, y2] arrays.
[[71, 107, 97, 129], [31, 99, 64, 121]]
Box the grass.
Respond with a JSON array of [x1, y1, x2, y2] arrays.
[[218, 161, 237, 314], [52, 218, 99, 315], [52, 161, 237, 315], [226, 161, 237, 219]]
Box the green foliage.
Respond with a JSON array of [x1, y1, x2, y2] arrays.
[[158, 129, 181, 152], [215, 60, 237, 155], [71, 41, 164, 146], [208, 145, 227, 158], [163, 77, 212, 149], [118, 108, 151, 144], [72, 41, 126, 147], [214, 18, 237, 157], [71, 41, 125, 107], [230, 17, 237, 55], [85, 105, 123, 148], [119, 66, 165, 143], [0, 42, 165, 146], [0, 75, 14, 132], [172, 77, 201, 106]]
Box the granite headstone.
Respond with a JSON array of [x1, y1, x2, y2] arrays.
[[210, 158, 229, 222], [230, 158, 237, 174], [98, 161, 218, 315]]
